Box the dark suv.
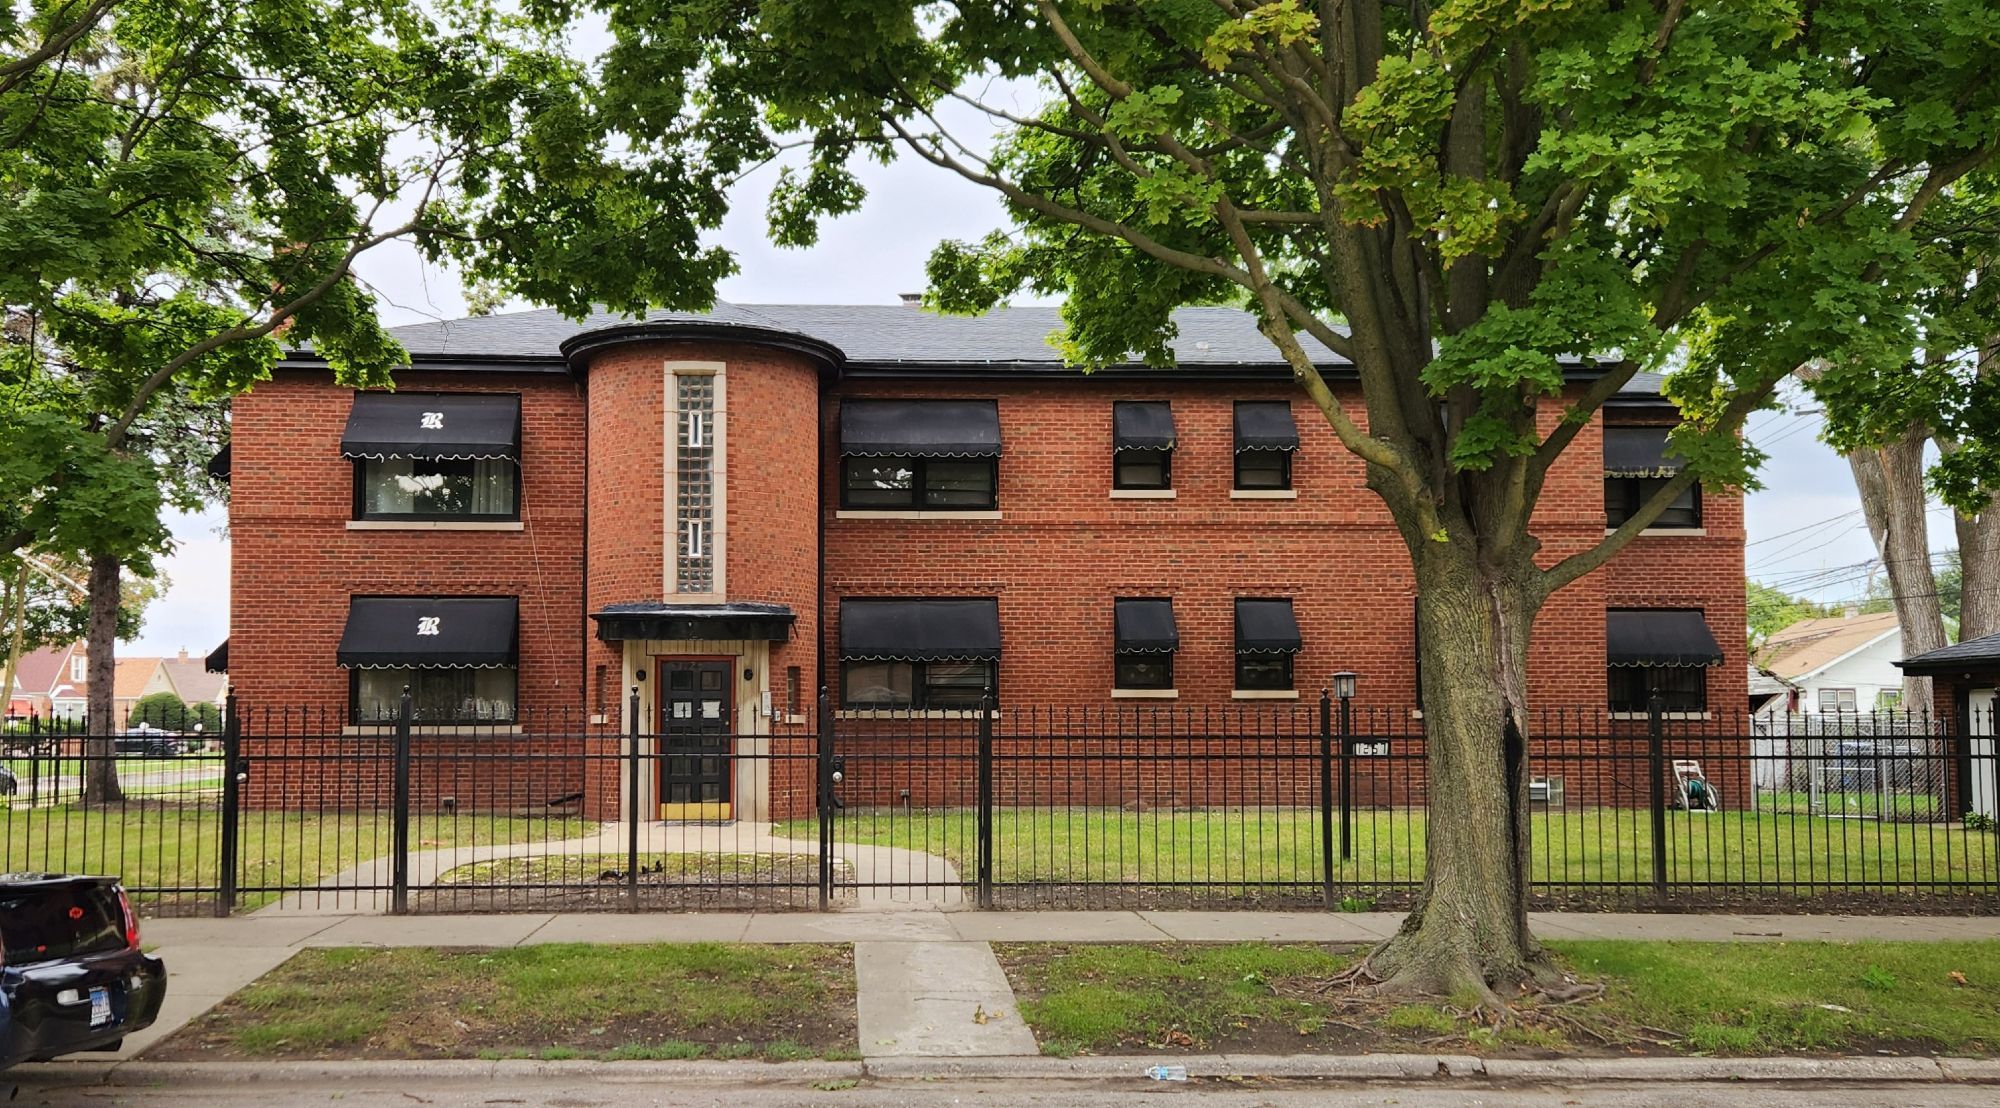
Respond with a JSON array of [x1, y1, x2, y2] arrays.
[[1, 875, 167, 1067]]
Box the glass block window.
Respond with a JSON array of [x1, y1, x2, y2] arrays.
[[676, 374, 717, 592]]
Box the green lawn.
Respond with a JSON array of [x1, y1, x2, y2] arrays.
[[999, 940, 2000, 1057], [2, 804, 594, 909], [786, 806, 2000, 893], [155, 944, 858, 1060]]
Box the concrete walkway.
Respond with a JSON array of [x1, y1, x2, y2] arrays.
[[106, 909, 2000, 1066], [255, 819, 962, 914]]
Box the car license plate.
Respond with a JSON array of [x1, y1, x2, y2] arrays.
[[88, 987, 111, 1028]]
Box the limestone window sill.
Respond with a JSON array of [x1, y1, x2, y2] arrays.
[[1109, 489, 1176, 499], [345, 520, 524, 531], [1111, 688, 1179, 699], [1232, 689, 1300, 700], [835, 510, 1004, 520], [1606, 527, 1708, 537], [1607, 711, 1714, 721], [1230, 489, 1298, 500]]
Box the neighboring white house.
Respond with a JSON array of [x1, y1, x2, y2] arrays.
[[1756, 611, 1905, 715]]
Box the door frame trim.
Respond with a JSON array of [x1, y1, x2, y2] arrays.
[[654, 655, 737, 820]]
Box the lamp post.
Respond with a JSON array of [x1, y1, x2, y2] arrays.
[[1332, 672, 1357, 860]]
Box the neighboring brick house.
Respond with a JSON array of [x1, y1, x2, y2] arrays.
[[5, 643, 90, 722], [223, 301, 1746, 820], [1898, 635, 2000, 821]]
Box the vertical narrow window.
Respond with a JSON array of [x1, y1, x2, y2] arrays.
[[676, 374, 716, 592], [593, 664, 607, 717], [786, 666, 802, 715]]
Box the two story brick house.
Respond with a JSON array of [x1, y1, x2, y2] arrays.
[[222, 300, 1744, 820]]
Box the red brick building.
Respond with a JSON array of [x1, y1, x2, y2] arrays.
[[223, 301, 1745, 819]]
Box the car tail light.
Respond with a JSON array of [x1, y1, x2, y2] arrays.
[[118, 887, 140, 949]]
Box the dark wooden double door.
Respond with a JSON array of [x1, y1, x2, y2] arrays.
[[656, 659, 732, 819]]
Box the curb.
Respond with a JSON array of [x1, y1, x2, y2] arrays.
[[15, 1053, 1999, 1086]]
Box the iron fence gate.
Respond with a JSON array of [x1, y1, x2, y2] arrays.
[[3, 694, 1996, 915]]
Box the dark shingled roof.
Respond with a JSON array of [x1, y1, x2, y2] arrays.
[[1896, 631, 2000, 675], [293, 300, 1662, 394], [379, 302, 1339, 368]]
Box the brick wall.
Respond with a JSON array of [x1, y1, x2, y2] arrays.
[[228, 339, 1747, 818]]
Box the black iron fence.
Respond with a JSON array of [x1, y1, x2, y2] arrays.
[[2, 695, 1995, 915]]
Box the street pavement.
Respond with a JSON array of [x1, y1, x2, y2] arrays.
[[9, 1074, 1999, 1107]]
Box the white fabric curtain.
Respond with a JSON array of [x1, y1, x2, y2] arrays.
[[470, 459, 514, 515]]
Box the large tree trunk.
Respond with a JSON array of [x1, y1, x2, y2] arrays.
[[82, 551, 124, 803], [1355, 545, 1555, 1002], [1956, 501, 2000, 641], [1848, 431, 1947, 710]]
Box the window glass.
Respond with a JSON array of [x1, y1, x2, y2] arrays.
[[1608, 666, 1706, 713], [842, 457, 996, 510], [843, 459, 917, 507], [1114, 449, 1171, 490], [1235, 653, 1293, 690], [1605, 477, 1700, 528], [1235, 450, 1291, 490], [1115, 653, 1173, 690], [923, 461, 996, 507], [840, 660, 995, 708], [360, 457, 517, 519], [1818, 687, 1859, 713], [923, 662, 993, 707], [841, 661, 914, 708], [354, 667, 517, 722]]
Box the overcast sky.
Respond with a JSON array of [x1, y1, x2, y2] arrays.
[[120, 108, 1956, 657]]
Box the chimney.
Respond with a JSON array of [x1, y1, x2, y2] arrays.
[[898, 292, 923, 307], [177, 648, 189, 661]]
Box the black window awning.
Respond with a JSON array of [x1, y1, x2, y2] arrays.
[[1235, 598, 1302, 654], [591, 601, 795, 643], [1112, 401, 1176, 452], [341, 393, 522, 461], [1604, 426, 1683, 478], [840, 400, 1001, 458], [337, 596, 519, 669], [205, 639, 228, 674], [1606, 610, 1722, 668], [1115, 598, 1179, 653], [841, 598, 1002, 661], [1234, 401, 1299, 452]]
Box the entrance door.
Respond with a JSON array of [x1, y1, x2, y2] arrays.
[[657, 659, 733, 820], [1970, 689, 1997, 821]]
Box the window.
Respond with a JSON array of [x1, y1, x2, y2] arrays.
[[356, 457, 519, 520], [1115, 449, 1172, 490], [1603, 425, 1698, 528], [1609, 666, 1706, 713], [1818, 687, 1859, 714], [1115, 653, 1173, 690], [1876, 689, 1901, 710], [1235, 450, 1292, 490], [71, 655, 85, 683], [351, 667, 517, 723], [841, 457, 997, 510], [1605, 477, 1700, 528], [1233, 401, 1299, 491], [1234, 597, 1301, 690], [1113, 597, 1178, 690], [675, 373, 717, 591], [786, 666, 802, 715], [1112, 401, 1176, 490], [840, 659, 997, 709]]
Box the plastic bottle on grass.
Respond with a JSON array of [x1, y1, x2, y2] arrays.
[[1144, 1065, 1188, 1082]]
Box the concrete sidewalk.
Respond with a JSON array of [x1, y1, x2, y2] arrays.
[[110, 909, 2000, 1065]]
